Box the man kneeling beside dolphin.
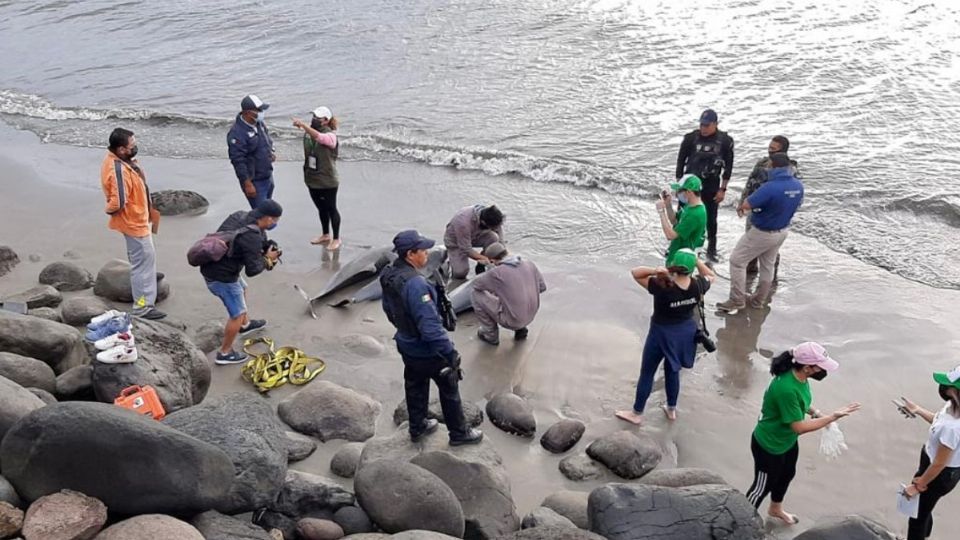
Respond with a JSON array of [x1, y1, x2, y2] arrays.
[[471, 243, 547, 345]]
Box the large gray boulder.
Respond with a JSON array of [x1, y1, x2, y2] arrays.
[[330, 442, 364, 478], [485, 393, 536, 437], [354, 459, 464, 537], [38, 262, 95, 292], [59, 297, 110, 327], [269, 470, 355, 518], [792, 515, 900, 540], [359, 423, 505, 475], [0, 246, 19, 277], [585, 431, 661, 480], [0, 310, 88, 374], [279, 381, 381, 442], [21, 489, 107, 540], [164, 392, 287, 513], [0, 475, 21, 508], [539, 420, 585, 454], [94, 514, 203, 540], [541, 491, 589, 530], [498, 527, 605, 540], [2, 285, 62, 309], [93, 259, 170, 303], [28, 388, 57, 405], [190, 510, 273, 540], [27, 307, 61, 322], [393, 398, 485, 428], [0, 402, 234, 515], [521, 507, 576, 530], [0, 352, 56, 393], [151, 189, 209, 216], [638, 467, 728, 488], [92, 318, 210, 414], [55, 364, 95, 401], [0, 375, 46, 441], [191, 320, 225, 354], [558, 454, 605, 482], [587, 483, 765, 540]]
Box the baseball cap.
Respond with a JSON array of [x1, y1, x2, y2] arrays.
[[241, 95, 270, 112], [699, 109, 718, 125], [312, 106, 332, 119], [933, 365, 960, 389], [666, 248, 697, 274], [483, 242, 508, 260], [792, 342, 840, 372], [392, 230, 435, 254], [251, 199, 283, 218], [670, 174, 703, 192]]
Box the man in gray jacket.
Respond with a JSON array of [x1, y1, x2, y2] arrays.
[[443, 204, 505, 279], [471, 243, 547, 345]]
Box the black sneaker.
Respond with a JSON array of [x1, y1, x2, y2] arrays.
[[410, 419, 440, 443], [239, 319, 267, 335], [156, 272, 165, 282], [477, 329, 499, 346], [138, 308, 167, 320], [475, 263, 487, 275], [514, 328, 529, 340], [449, 428, 483, 446], [215, 350, 249, 365]]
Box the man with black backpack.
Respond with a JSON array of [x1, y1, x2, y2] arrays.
[[199, 200, 282, 364]]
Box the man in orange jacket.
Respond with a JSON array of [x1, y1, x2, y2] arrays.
[[100, 128, 166, 320]]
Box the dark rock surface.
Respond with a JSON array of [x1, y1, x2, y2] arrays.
[[2, 285, 62, 309], [792, 515, 901, 540], [0, 351, 56, 393], [279, 381, 381, 442], [190, 510, 273, 540], [585, 431, 662, 480], [38, 262, 95, 292], [59, 297, 110, 327], [93, 259, 170, 303], [393, 397, 484, 428], [269, 470, 356, 518], [0, 246, 19, 277], [0, 311, 89, 374], [150, 189, 209, 216], [485, 393, 536, 437], [0, 374, 46, 441], [539, 419, 585, 454]]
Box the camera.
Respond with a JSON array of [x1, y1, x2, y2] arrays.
[[695, 328, 717, 353], [263, 239, 283, 270]]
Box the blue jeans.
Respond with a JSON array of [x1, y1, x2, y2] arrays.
[[632, 319, 696, 412], [245, 177, 275, 209], [206, 278, 247, 319]]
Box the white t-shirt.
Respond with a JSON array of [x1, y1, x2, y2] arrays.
[[926, 403, 960, 468]]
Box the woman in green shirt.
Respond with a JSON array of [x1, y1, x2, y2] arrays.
[[745, 342, 860, 525]]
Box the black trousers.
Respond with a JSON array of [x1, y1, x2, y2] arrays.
[[745, 435, 799, 507], [308, 186, 341, 239], [908, 446, 960, 540], [401, 354, 468, 440], [701, 190, 719, 249]]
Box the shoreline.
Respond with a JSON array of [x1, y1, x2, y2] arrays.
[[2, 123, 960, 538]]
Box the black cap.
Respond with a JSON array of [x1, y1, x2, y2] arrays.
[[240, 94, 270, 112], [699, 109, 718, 125], [392, 229, 435, 254], [251, 199, 283, 218], [769, 153, 791, 168]]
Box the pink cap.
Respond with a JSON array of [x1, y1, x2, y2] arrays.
[[792, 342, 840, 372]]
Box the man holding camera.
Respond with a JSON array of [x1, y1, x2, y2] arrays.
[[381, 230, 483, 446], [657, 174, 707, 261], [200, 200, 283, 364]]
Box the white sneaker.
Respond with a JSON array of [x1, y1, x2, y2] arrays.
[[89, 309, 125, 326], [94, 331, 135, 351], [96, 345, 138, 364]]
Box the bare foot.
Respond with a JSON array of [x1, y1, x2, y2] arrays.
[[311, 235, 331, 245], [327, 238, 342, 250], [615, 410, 644, 425], [659, 402, 677, 421], [768, 509, 798, 525]]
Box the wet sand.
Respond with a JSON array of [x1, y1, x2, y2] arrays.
[[1, 123, 959, 538]]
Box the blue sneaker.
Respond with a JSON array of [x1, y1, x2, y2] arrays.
[[215, 350, 249, 365], [85, 314, 132, 342]]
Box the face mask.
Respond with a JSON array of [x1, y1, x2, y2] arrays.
[[311, 118, 325, 130], [678, 192, 688, 205], [809, 369, 827, 381], [256, 112, 264, 122], [127, 145, 139, 159]]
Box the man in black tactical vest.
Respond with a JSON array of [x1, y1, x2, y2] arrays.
[[675, 109, 735, 262], [380, 230, 484, 446]]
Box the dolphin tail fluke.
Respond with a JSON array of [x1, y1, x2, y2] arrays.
[[293, 284, 319, 319]]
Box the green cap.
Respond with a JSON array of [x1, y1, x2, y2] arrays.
[[933, 365, 960, 389], [667, 248, 698, 273], [670, 174, 702, 193]]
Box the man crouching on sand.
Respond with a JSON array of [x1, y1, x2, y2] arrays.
[[471, 243, 546, 346], [200, 200, 282, 364]]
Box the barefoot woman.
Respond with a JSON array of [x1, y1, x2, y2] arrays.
[[293, 107, 341, 250]]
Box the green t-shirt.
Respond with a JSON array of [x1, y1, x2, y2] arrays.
[[667, 203, 706, 259], [753, 372, 812, 455]]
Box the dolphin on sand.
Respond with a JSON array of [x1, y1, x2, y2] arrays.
[[329, 247, 451, 308]]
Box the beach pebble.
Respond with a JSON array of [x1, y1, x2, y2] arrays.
[[390, 532, 462, 540], [330, 442, 364, 478], [541, 491, 589, 529], [1, 402, 234, 515], [539, 419, 585, 454], [392, 398, 484, 428], [62, 250, 81, 260], [59, 297, 110, 327], [26, 307, 61, 322], [92, 318, 211, 414], [297, 518, 344, 540], [499, 526, 606, 540], [278, 381, 381, 443], [163, 392, 287, 514], [354, 459, 464, 537], [333, 506, 375, 536], [0, 375, 45, 441], [486, 393, 536, 437], [285, 430, 318, 463], [150, 189, 209, 216], [341, 334, 384, 357], [38, 261, 95, 292], [21, 489, 107, 540], [190, 510, 273, 540], [587, 483, 764, 540], [0, 475, 22, 508], [191, 320, 225, 354], [27, 388, 58, 406], [792, 514, 900, 540], [269, 470, 355, 518], [558, 454, 605, 482], [93, 259, 170, 304], [0, 352, 56, 393], [0, 246, 20, 277], [0, 311, 88, 374], [54, 365, 94, 401], [521, 506, 576, 530], [586, 431, 661, 480], [638, 467, 727, 488], [2, 285, 62, 309], [28, 254, 42, 263], [411, 450, 520, 539], [0, 501, 24, 538], [93, 514, 204, 540]]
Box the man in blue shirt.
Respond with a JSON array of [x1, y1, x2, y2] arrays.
[[717, 153, 803, 314], [380, 230, 483, 446], [227, 95, 275, 209]]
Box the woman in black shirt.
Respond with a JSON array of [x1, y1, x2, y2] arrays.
[[616, 248, 715, 425]]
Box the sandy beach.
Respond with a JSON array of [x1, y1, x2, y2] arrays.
[[2, 122, 959, 538]]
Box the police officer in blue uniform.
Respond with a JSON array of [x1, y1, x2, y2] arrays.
[[380, 230, 484, 446], [227, 94, 276, 209]]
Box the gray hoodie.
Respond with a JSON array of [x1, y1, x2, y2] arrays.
[[473, 255, 546, 329]]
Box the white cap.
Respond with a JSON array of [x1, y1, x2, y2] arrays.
[[312, 106, 332, 119]]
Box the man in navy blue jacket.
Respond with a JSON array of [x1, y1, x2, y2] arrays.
[[227, 95, 275, 208], [381, 230, 483, 446]]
